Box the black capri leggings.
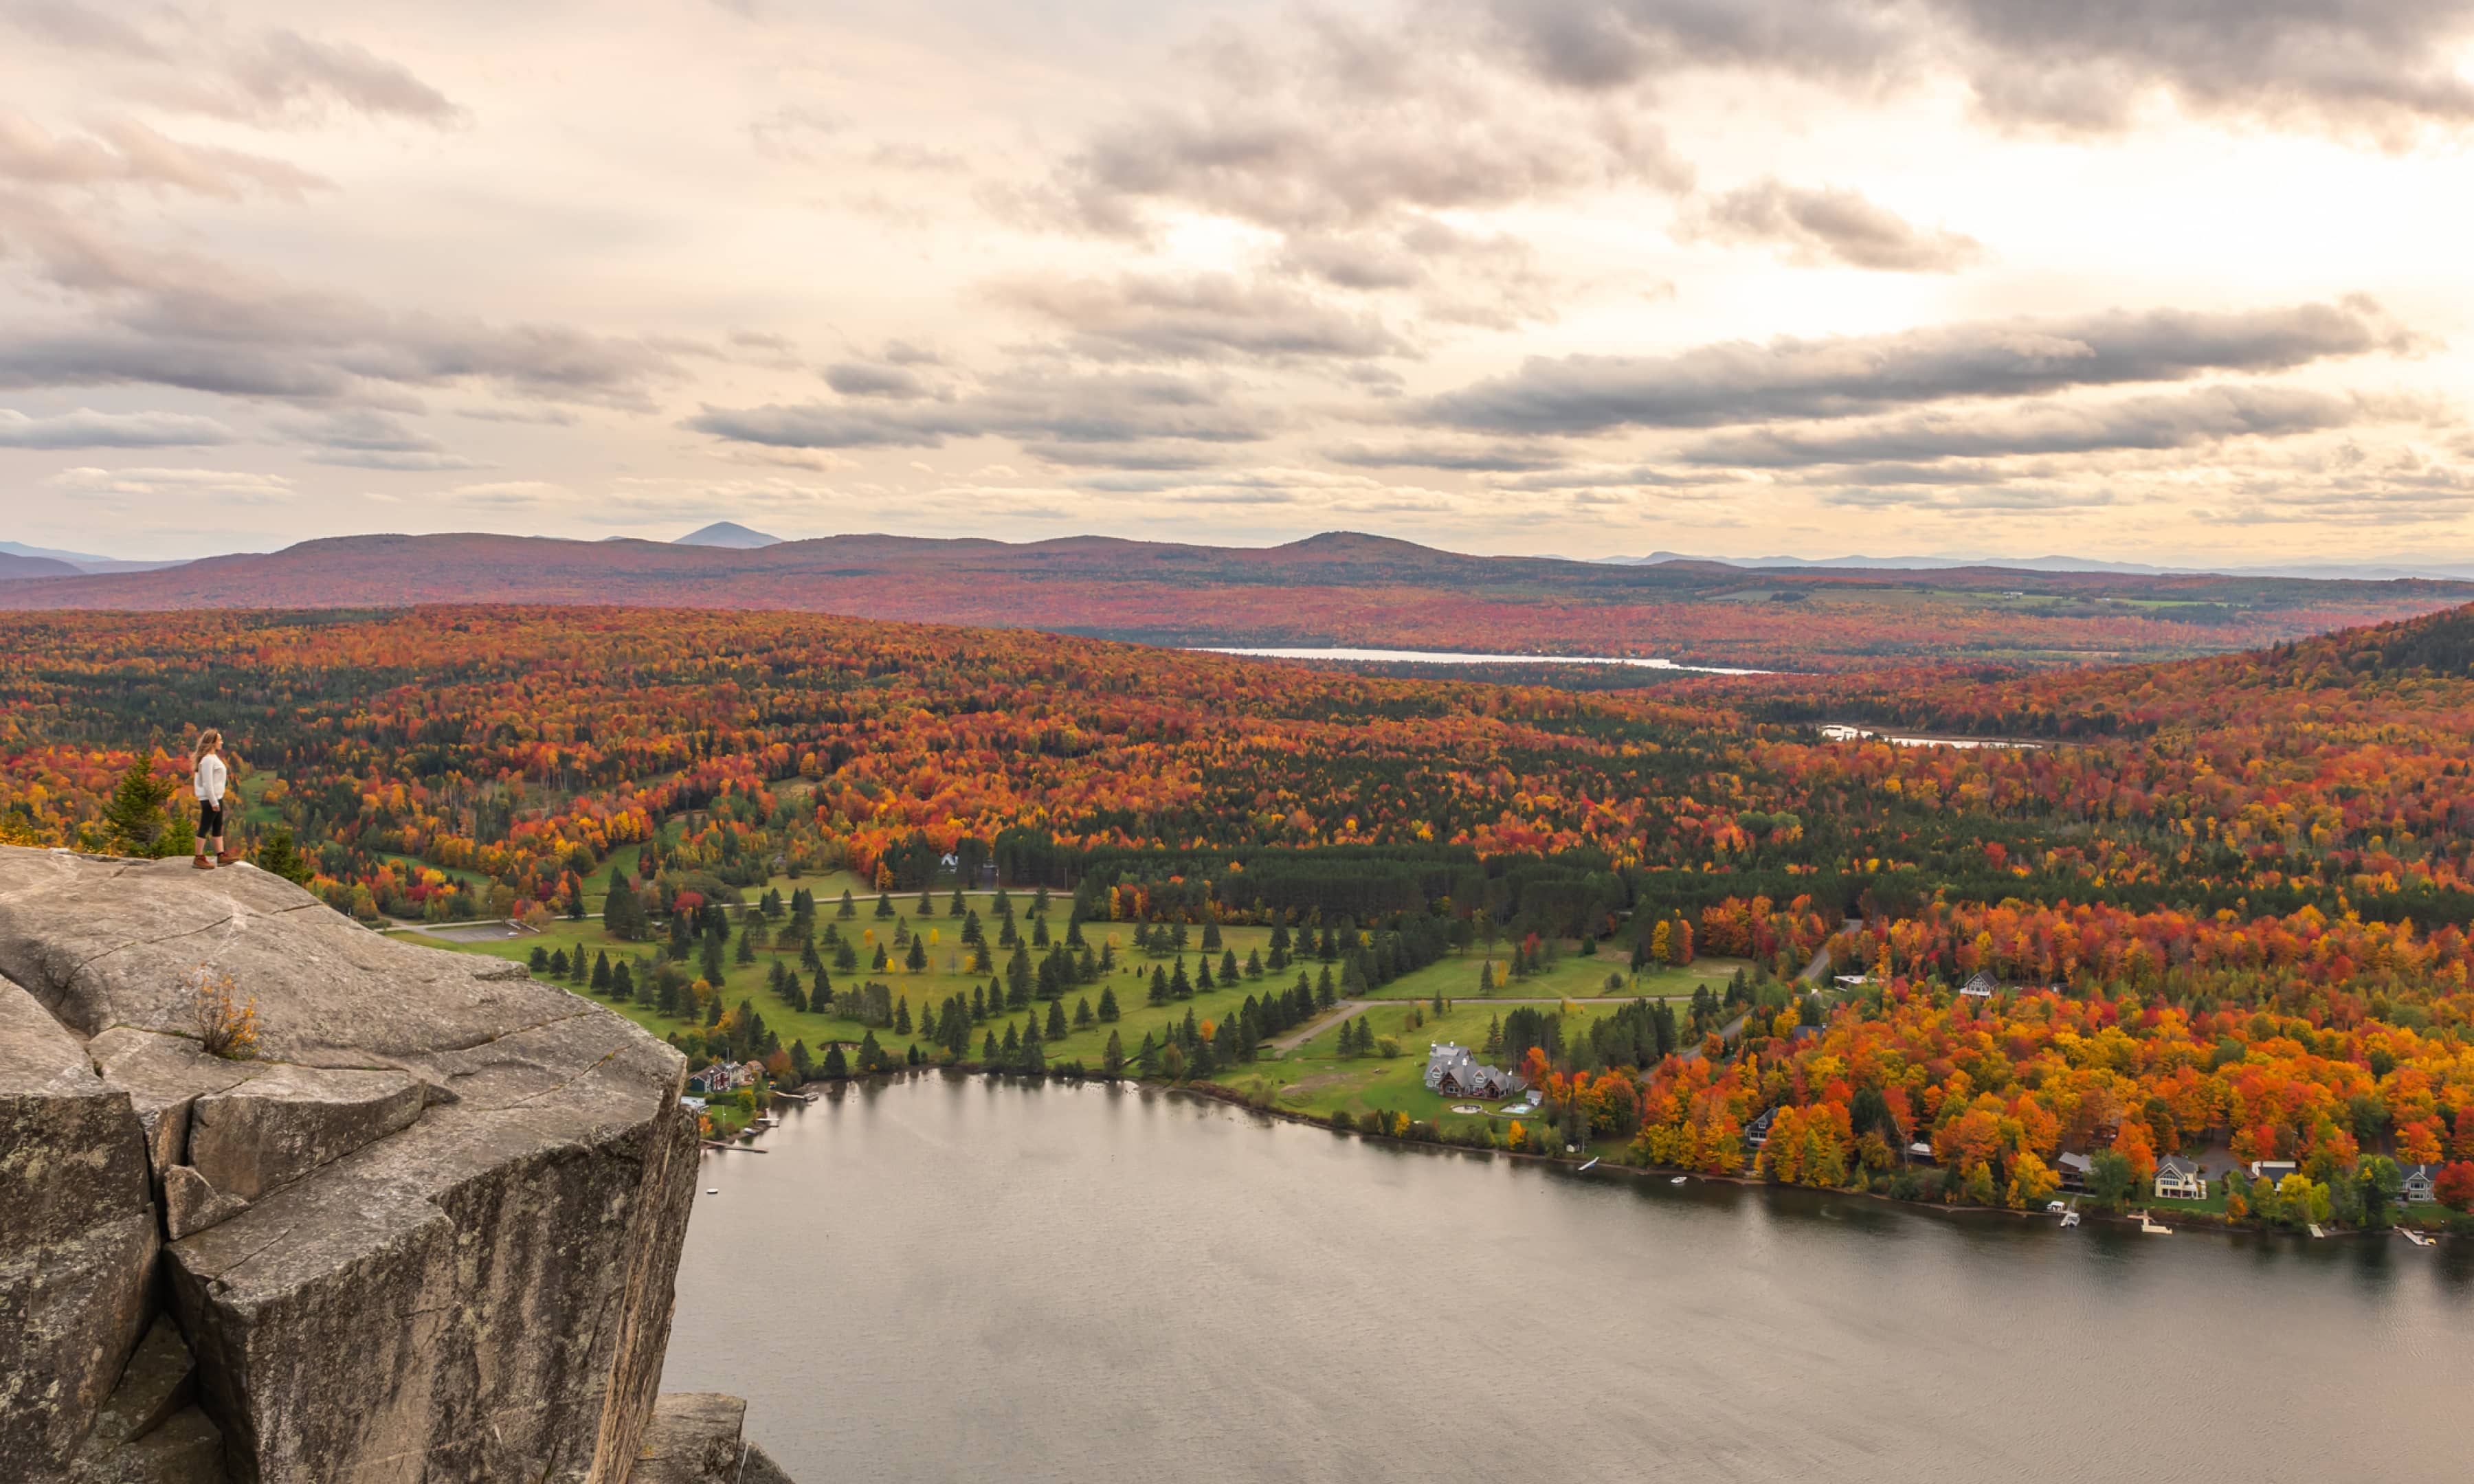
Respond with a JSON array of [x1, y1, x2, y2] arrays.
[[198, 800, 225, 837]]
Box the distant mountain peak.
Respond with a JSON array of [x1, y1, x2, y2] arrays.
[[675, 521, 781, 549]]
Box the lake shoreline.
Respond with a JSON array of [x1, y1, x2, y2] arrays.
[[770, 1067, 2451, 1247]]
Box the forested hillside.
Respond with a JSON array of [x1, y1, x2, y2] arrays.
[[5, 600, 2472, 1226], [2, 530, 2463, 670]]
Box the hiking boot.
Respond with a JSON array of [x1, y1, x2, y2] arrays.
[[193, 856, 216, 870], [216, 850, 243, 866]]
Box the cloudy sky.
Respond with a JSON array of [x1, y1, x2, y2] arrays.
[[3, 0, 2472, 563]]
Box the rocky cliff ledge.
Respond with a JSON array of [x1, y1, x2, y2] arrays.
[[0, 847, 797, 1484]]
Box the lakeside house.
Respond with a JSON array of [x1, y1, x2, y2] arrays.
[[2400, 1164, 2440, 1204], [687, 1059, 764, 1098], [1423, 1043, 1525, 1100], [2055, 1151, 2094, 1191], [2156, 1155, 2208, 1202], [1959, 971, 1997, 999], [1747, 1107, 1778, 1148]]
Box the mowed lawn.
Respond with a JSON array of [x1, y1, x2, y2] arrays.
[[1217, 997, 1649, 1142], [1361, 949, 1749, 1002], [409, 909, 1335, 1072]]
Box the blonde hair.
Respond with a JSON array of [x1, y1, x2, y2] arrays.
[[194, 728, 222, 760]]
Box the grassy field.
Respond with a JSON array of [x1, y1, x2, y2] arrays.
[[1213, 996, 1635, 1144], [1363, 951, 1748, 1002], [408, 904, 1725, 1160], [408, 909, 1340, 1075]]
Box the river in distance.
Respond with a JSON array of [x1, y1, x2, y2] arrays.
[[664, 1075, 2473, 1484]]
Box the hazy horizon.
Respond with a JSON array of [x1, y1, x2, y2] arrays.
[[3, 2, 2471, 564]]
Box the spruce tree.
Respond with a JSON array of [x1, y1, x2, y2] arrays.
[[257, 828, 314, 885], [1102, 1029, 1125, 1077], [822, 1042, 849, 1078], [838, 889, 856, 919], [1148, 966, 1170, 1006], [983, 1030, 999, 1064], [1074, 996, 1094, 1028], [102, 758, 173, 857], [895, 998, 912, 1035], [612, 960, 635, 1002], [1097, 985, 1120, 1022], [1223, 949, 1240, 983], [1045, 999, 1067, 1039]]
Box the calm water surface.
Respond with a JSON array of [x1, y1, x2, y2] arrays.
[[1193, 646, 1772, 675], [665, 1077, 2473, 1483]]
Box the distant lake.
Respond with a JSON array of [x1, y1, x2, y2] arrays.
[[1196, 646, 1772, 675], [1818, 723, 2044, 750], [665, 1078, 2473, 1484]]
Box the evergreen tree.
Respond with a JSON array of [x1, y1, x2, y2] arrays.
[[983, 1029, 999, 1064], [735, 921, 758, 965], [257, 828, 315, 885], [949, 884, 966, 916], [102, 758, 175, 857], [591, 950, 612, 991], [821, 1041, 849, 1078], [1045, 998, 1067, 1039], [603, 881, 647, 941], [1245, 948, 1263, 978], [1073, 996, 1095, 1028], [1002, 1022, 1021, 1057], [1097, 985, 1121, 1022], [1195, 957, 1215, 993], [858, 1029, 884, 1075], [895, 998, 912, 1035], [530, 945, 550, 972], [1201, 919, 1222, 951], [700, 933, 727, 987], [838, 889, 856, 919], [1315, 965, 1336, 1009], [1148, 966, 1170, 1006], [612, 960, 635, 1002], [1135, 1031, 1160, 1076], [551, 947, 572, 978], [1102, 1028, 1125, 1077], [1019, 1021, 1046, 1078], [1222, 949, 1240, 984], [875, 890, 895, 919], [1170, 958, 1192, 999], [906, 935, 927, 973]]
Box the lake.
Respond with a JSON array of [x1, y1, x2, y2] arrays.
[[1194, 646, 1772, 675], [665, 1077, 2473, 1484]]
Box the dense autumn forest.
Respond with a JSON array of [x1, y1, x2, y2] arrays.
[[3, 530, 2466, 671], [5, 599, 2473, 1226]]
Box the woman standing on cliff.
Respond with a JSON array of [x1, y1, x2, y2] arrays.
[[191, 729, 234, 869]]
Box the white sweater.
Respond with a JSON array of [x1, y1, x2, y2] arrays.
[[193, 753, 227, 804]]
